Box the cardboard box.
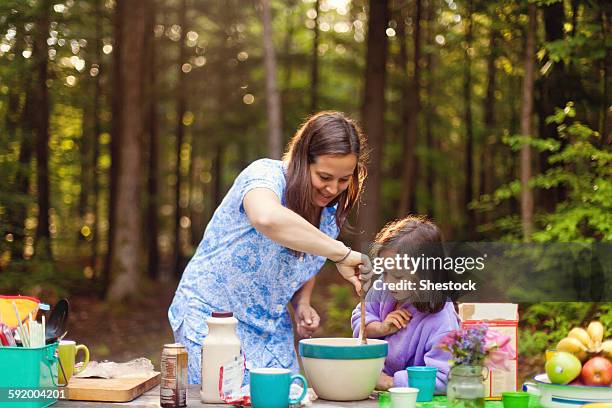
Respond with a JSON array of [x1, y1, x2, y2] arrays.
[[458, 303, 518, 399]]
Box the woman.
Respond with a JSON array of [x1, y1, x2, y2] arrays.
[[169, 111, 373, 384]]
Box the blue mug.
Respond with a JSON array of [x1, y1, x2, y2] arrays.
[[250, 368, 308, 408], [407, 366, 437, 402]]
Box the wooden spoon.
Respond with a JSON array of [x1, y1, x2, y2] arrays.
[[359, 288, 367, 345]]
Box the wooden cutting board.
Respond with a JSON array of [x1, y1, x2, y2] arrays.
[[64, 372, 160, 402]]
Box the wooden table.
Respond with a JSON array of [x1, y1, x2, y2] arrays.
[[53, 384, 381, 407]]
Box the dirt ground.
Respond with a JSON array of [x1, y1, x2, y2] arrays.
[[66, 281, 176, 368]]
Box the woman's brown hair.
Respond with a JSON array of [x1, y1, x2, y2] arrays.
[[283, 111, 368, 228], [371, 215, 450, 314]]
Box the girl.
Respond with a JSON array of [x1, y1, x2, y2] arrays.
[[351, 216, 460, 393]]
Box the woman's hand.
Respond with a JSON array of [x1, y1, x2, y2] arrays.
[[294, 303, 320, 339], [376, 372, 394, 391], [381, 309, 412, 336], [335, 250, 373, 293]]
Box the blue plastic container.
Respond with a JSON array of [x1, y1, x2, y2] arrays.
[[0, 343, 59, 408], [407, 366, 437, 402]]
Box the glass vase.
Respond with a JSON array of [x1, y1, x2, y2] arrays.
[[447, 365, 486, 408]]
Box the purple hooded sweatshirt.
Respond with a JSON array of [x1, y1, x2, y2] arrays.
[[351, 291, 460, 393]]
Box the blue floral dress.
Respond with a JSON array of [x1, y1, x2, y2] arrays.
[[168, 158, 340, 384]]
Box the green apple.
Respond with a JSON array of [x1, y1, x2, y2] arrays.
[[545, 351, 582, 384]]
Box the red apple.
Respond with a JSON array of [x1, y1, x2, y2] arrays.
[[581, 357, 612, 386]]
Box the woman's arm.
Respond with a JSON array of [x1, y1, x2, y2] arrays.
[[244, 188, 369, 292], [244, 188, 349, 260], [291, 276, 315, 307]]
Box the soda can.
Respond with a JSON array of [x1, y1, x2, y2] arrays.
[[160, 343, 188, 407]]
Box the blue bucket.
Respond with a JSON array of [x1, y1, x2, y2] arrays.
[[0, 343, 59, 408]]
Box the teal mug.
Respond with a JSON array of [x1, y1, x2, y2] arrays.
[[250, 368, 308, 408]]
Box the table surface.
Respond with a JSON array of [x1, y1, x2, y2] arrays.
[[54, 384, 381, 407], [53, 385, 538, 408]]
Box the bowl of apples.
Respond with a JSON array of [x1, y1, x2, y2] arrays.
[[523, 321, 612, 408]]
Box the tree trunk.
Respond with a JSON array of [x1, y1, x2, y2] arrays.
[[310, 0, 320, 113], [91, 0, 103, 274], [520, 4, 536, 241], [539, 1, 566, 211], [173, 0, 188, 279], [145, 0, 159, 280], [281, 0, 297, 138], [600, 7, 610, 143], [462, 0, 475, 239], [261, 0, 283, 159], [104, 0, 124, 295], [10, 90, 34, 260], [107, 0, 147, 301], [424, 0, 435, 217], [212, 144, 224, 209], [357, 0, 389, 243], [79, 101, 93, 220], [33, 1, 52, 259], [481, 25, 498, 210], [5, 24, 30, 260], [398, 0, 422, 216]]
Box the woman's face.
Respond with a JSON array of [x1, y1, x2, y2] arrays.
[[309, 154, 357, 208]]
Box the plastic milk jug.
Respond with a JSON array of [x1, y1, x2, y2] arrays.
[[200, 311, 242, 403]]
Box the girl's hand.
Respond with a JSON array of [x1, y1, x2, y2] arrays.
[[335, 250, 373, 293], [294, 303, 320, 339], [381, 309, 412, 335], [376, 372, 394, 391]]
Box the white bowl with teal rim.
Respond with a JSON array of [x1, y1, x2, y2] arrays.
[[299, 338, 388, 401], [522, 374, 612, 408]]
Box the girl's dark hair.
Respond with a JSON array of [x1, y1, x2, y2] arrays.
[[283, 111, 368, 228], [372, 215, 450, 314]]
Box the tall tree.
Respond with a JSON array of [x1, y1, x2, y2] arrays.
[[5, 20, 32, 260], [480, 20, 499, 224], [358, 0, 389, 242], [520, 3, 536, 241], [91, 0, 103, 274], [107, 0, 147, 301], [423, 0, 436, 217], [539, 1, 566, 210], [398, 0, 423, 216], [173, 0, 188, 278], [261, 0, 283, 159], [310, 0, 320, 113], [33, 0, 52, 259], [145, 0, 159, 280], [462, 0, 475, 238], [104, 0, 124, 294]]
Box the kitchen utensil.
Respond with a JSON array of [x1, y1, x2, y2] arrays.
[[299, 337, 387, 401], [388, 387, 419, 408], [45, 299, 69, 344], [407, 366, 437, 402], [523, 373, 612, 408], [359, 289, 367, 345]]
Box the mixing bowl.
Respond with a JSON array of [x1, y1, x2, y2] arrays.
[[298, 338, 388, 401]]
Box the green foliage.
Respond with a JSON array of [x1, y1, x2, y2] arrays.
[[531, 104, 612, 242], [519, 303, 612, 358], [475, 103, 612, 242], [321, 284, 356, 337]]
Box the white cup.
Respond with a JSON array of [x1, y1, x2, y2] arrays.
[[389, 387, 419, 408]]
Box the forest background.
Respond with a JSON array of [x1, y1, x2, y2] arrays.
[[0, 0, 610, 382]]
